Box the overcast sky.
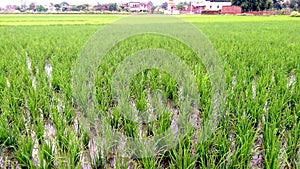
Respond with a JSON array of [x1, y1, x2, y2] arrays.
[[0, 0, 183, 7]]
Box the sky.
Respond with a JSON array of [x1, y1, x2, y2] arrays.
[[0, 0, 182, 7]]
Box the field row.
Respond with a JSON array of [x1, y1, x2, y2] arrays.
[[0, 15, 299, 168]]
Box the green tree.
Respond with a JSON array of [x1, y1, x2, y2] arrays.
[[232, 0, 249, 12], [231, 0, 274, 12], [54, 4, 61, 11], [176, 3, 185, 10], [15, 6, 21, 12], [124, 7, 130, 12], [28, 2, 35, 11], [289, 0, 300, 11], [77, 4, 89, 11], [109, 3, 117, 11], [21, 3, 27, 11], [36, 5, 47, 12], [273, 0, 282, 10], [85, 4, 90, 11], [71, 6, 80, 11], [282, 2, 288, 8], [151, 6, 156, 13], [62, 7, 68, 12], [161, 2, 168, 10]]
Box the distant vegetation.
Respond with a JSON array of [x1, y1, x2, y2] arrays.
[[231, 0, 300, 12], [1, 0, 300, 14]]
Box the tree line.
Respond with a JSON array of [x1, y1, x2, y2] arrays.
[[231, 0, 300, 12], [174, 0, 299, 12], [5, 0, 300, 13]]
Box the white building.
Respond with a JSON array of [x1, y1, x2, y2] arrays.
[[192, 0, 231, 11], [165, 0, 180, 14], [205, 2, 232, 10], [128, 2, 140, 12]]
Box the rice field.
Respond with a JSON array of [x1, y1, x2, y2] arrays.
[[0, 14, 299, 168]]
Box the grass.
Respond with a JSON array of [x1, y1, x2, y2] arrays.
[[0, 14, 299, 168], [0, 14, 121, 25]]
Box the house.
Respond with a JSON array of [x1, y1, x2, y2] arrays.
[[48, 4, 55, 12], [165, 0, 180, 14], [93, 3, 110, 11], [179, 1, 232, 14], [60, 2, 69, 8], [119, 3, 129, 11], [180, 4, 206, 14], [127, 2, 152, 13], [60, 2, 72, 11], [128, 2, 140, 12], [205, 2, 232, 11], [139, 2, 151, 12], [167, 0, 176, 11], [93, 4, 101, 11], [5, 5, 16, 11]]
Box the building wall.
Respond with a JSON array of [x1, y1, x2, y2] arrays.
[[221, 6, 242, 14], [168, 0, 176, 10], [128, 2, 150, 12], [183, 5, 205, 14], [205, 2, 232, 11], [129, 2, 140, 11], [201, 10, 220, 14]]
